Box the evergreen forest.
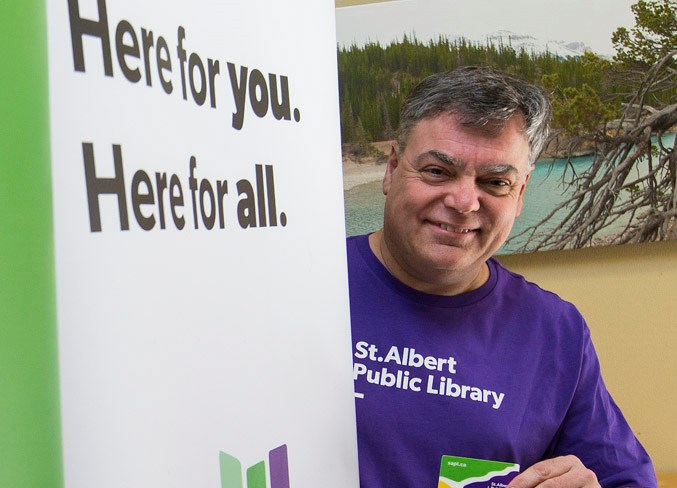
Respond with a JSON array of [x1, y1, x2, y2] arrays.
[[337, 32, 674, 147]]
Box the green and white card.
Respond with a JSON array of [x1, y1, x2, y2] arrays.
[[439, 455, 520, 488]]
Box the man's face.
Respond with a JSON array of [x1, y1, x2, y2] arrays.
[[381, 112, 531, 292]]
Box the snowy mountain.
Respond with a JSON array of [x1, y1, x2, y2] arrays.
[[483, 30, 593, 58]]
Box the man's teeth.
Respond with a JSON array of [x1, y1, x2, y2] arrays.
[[439, 224, 472, 233]]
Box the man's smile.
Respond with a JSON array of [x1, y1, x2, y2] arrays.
[[431, 221, 478, 234]]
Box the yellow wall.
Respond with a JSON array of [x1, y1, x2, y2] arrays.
[[497, 241, 677, 472]]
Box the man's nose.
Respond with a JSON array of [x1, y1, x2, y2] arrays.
[[442, 180, 480, 214]]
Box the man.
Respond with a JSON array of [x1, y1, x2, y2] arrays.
[[347, 66, 656, 488]]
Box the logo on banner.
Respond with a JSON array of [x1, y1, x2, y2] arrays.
[[219, 444, 290, 488]]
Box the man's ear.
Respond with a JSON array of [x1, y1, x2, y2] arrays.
[[383, 143, 399, 196]]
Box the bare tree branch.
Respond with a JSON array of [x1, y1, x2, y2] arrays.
[[509, 49, 676, 252]]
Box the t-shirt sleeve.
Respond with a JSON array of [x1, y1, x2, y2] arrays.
[[549, 325, 657, 488]]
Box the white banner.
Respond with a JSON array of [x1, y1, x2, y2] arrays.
[[48, 0, 358, 486]]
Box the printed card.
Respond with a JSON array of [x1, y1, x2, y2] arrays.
[[439, 455, 520, 488]]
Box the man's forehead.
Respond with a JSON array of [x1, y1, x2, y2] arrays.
[[419, 111, 527, 133], [405, 114, 531, 174]]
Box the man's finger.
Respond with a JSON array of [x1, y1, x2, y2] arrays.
[[508, 455, 599, 488]]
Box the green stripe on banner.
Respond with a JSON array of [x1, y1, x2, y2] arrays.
[[247, 461, 267, 488], [0, 0, 63, 487]]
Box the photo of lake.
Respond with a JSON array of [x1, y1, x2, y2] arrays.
[[337, 0, 676, 253]]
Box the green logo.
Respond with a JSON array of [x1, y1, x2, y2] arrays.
[[219, 444, 290, 488]]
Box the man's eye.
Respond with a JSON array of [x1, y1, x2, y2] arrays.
[[483, 180, 513, 195], [422, 167, 445, 177], [489, 179, 508, 186]]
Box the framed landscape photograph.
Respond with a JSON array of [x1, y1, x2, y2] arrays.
[[336, 0, 676, 254]]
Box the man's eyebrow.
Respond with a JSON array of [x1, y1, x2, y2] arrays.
[[420, 150, 520, 175], [424, 150, 461, 167], [479, 164, 520, 176]]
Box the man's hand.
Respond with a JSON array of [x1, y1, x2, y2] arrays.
[[508, 455, 601, 488]]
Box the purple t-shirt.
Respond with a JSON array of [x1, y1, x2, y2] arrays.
[[348, 234, 656, 488]]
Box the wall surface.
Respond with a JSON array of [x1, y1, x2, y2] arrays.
[[498, 241, 677, 472]]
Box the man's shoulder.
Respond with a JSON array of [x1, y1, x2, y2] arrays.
[[490, 257, 582, 316], [489, 258, 591, 352]]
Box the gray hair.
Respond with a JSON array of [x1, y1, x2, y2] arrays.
[[397, 66, 552, 168]]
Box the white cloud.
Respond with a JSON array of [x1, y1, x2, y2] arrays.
[[336, 0, 637, 56]]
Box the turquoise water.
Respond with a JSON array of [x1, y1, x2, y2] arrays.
[[343, 134, 675, 253], [344, 180, 386, 236]]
